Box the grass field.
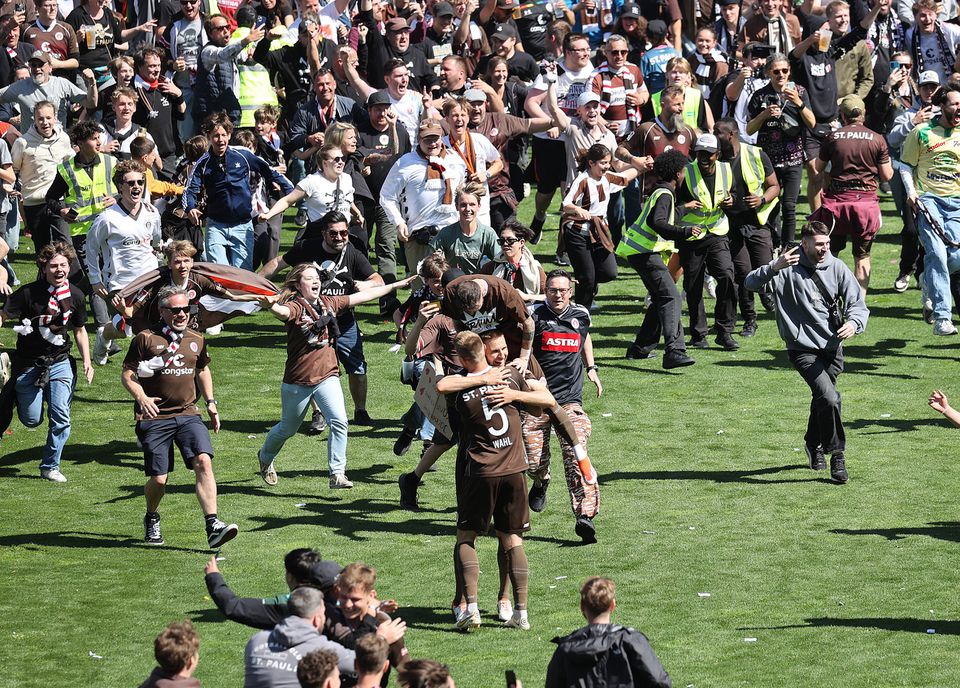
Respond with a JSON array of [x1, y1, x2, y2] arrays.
[[2, 192, 959, 688]]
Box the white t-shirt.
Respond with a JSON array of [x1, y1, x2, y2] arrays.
[[85, 202, 162, 291], [443, 131, 501, 225], [390, 91, 424, 143], [297, 172, 354, 222], [529, 61, 596, 141]]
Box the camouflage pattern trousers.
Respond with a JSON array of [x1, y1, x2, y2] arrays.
[[521, 402, 599, 518]]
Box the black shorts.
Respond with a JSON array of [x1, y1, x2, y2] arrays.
[[457, 472, 530, 535], [137, 415, 214, 476], [532, 137, 567, 195]]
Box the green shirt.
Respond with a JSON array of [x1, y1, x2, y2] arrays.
[[429, 222, 499, 275]]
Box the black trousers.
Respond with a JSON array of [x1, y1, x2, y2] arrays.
[[24, 203, 69, 254], [729, 225, 774, 323], [253, 214, 282, 271], [678, 233, 737, 340], [490, 195, 517, 231], [627, 252, 686, 355], [788, 347, 845, 454], [563, 223, 617, 308]]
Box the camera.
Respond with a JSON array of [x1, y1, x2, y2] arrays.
[[411, 225, 439, 245]]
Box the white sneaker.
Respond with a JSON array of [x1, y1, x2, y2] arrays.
[[705, 274, 717, 299], [455, 607, 481, 632], [40, 468, 67, 482], [107, 339, 122, 354], [329, 473, 354, 489], [0, 351, 11, 388], [934, 319, 958, 336], [893, 274, 910, 293], [93, 328, 109, 366], [205, 324, 223, 336], [504, 609, 530, 631], [497, 599, 513, 622]]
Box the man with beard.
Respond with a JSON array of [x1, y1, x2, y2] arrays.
[[715, 117, 779, 335], [746, 221, 868, 484], [477, 23, 538, 83], [122, 285, 239, 547], [0, 50, 96, 127], [260, 211, 385, 426], [0, 242, 94, 483], [361, 10, 435, 91]]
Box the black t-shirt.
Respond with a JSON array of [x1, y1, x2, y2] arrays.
[[531, 301, 590, 406], [790, 24, 866, 124], [355, 118, 412, 197], [66, 5, 120, 70], [2, 281, 87, 363], [747, 83, 811, 168], [134, 87, 182, 159], [476, 51, 539, 83], [281, 241, 374, 328]]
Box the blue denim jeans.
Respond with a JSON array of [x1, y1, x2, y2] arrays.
[[15, 358, 74, 471], [400, 358, 435, 441], [261, 377, 349, 474], [2, 201, 18, 286], [205, 218, 254, 270], [917, 194, 960, 321]]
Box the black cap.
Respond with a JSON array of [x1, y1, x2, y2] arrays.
[[620, 2, 641, 18], [717, 0, 739, 5], [492, 23, 518, 41], [647, 19, 668, 36], [433, 1, 455, 16], [743, 41, 773, 57], [304, 560, 343, 592], [367, 89, 392, 107], [441, 267, 466, 287]]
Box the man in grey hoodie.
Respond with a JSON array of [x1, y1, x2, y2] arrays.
[[243, 587, 356, 688], [746, 220, 869, 484]]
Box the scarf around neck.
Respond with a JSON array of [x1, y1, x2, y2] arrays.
[[418, 147, 454, 205], [137, 325, 184, 378]]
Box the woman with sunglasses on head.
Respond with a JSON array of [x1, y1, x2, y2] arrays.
[[325, 122, 374, 253], [254, 263, 415, 489], [561, 143, 638, 309], [480, 219, 546, 303], [259, 143, 364, 245]]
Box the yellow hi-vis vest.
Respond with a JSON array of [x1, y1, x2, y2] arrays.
[[231, 27, 279, 128], [651, 87, 702, 130], [680, 160, 732, 241], [57, 153, 116, 237], [738, 143, 778, 226], [616, 186, 676, 256]]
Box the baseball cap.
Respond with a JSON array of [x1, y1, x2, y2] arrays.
[[647, 19, 668, 37], [385, 17, 411, 32], [717, 0, 739, 5], [433, 1, 455, 16], [304, 560, 343, 592], [366, 89, 392, 108], [918, 70, 941, 86], [463, 88, 487, 103], [492, 23, 518, 41], [839, 94, 865, 119], [577, 91, 601, 108], [497, 0, 518, 9], [620, 2, 641, 18], [419, 119, 444, 138], [28, 49, 51, 64], [693, 133, 719, 153]]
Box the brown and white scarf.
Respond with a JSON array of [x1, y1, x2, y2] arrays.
[[297, 297, 340, 349], [418, 148, 455, 206], [137, 326, 183, 378], [12, 282, 73, 346], [595, 61, 642, 128]]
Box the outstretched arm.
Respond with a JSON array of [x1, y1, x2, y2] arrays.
[[930, 390, 960, 428]]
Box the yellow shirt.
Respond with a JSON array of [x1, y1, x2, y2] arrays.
[[901, 122, 960, 197]]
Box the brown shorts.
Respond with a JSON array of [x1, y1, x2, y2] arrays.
[[810, 190, 881, 259], [457, 472, 530, 535]]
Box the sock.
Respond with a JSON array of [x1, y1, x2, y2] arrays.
[[457, 541, 479, 605], [204, 513, 218, 529], [452, 541, 465, 608], [467, 602, 479, 614], [497, 540, 509, 600], [146, 510, 159, 519], [517, 608, 528, 621], [506, 544, 529, 610]]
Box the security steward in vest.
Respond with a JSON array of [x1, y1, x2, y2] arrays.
[[617, 149, 696, 370], [45, 119, 118, 332], [675, 133, 740, 351], [715, 117, 780, 336], [231, 5, 279, 129]]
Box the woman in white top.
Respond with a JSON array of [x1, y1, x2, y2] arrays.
[[259, 143, 364, 244], [480, 220, 546, 303], [561, 143, 638, 307]]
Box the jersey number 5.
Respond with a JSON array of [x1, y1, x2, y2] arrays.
[[481, 398, 509, 437]]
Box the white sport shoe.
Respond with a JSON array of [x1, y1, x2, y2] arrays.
[[0, 351, 11, 388], [504, 609, 530, 631], [93, 328, 109, 366], [497, 599, 513, 622], [455, 607, 481, 632], [205, 324, 223, 336], [40, 468, 67, 483], [893, 274, 910, 293], [329, 473, 354, 489], [934, 319, 958, 336]]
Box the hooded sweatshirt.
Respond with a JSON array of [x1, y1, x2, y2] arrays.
[[745, 250, 869, 351], [243, 615, 355, 688], [10, 125, 74, 206], [138, 668, 201, 688], [545, 623, 672, 688]]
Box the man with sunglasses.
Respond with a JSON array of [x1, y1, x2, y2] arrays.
[[192, 12, 264, 128], [122, 285, 239, 548], [84, 160, 162, 364]]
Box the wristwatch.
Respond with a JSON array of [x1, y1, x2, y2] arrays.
[[205, 398, 219, 406]]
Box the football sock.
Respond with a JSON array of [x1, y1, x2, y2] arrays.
[[457, 541, 479, 605], [505, 544, 529, 610], [497, 540, 509, 600]]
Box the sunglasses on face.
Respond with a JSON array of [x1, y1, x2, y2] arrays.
[[123, 178, 145, 186], [162, 306, 190, 314], [327, 230, 349, 237], [498, 236, 520, 246], [771, 68, 790, 75], [211, 23, 230, 30], [325, 156, 344, 163], [608, 49, 628, 55]]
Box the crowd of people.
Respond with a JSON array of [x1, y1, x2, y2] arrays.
[[0, 0, 959, 682]]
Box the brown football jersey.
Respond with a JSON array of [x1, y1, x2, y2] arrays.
[[442, 274, 529, 359], [454, 366, 529, 478], [122, 328, 209, 421]]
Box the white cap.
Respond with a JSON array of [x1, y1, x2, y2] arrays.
[[577, 91, 601, 108], [693, 133, 718, 153], [918, 70, 941, 86]]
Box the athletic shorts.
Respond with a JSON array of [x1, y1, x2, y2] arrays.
[[457, 472, 531, 535], [335, 319, 366, 375], [137, 414, 214, 476], [810, 190, 881, 259], [532, 137, 567, 195]]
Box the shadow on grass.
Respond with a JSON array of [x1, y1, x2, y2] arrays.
[[0, 530, 209, 553], [831, 521, 960, 544], [186, 607, 232, 624], [710, 345, 920, 380], [743, 617, 960, 635], [603, 464, 823, 485], [0, 440, 141, 470], [392, 605, 472, 633], [845, 417, 945, 434]]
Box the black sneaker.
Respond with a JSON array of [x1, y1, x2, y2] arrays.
[[554, 252, 570, 266], [144, 512, 164, 546], [207, 518, 239, 548], [354, 409, 373, 425], [393, 428, 416, 456], [716, 334, 740, 351], [305, 409, 326, 435], [398, 472, 420, 510], [741, 320, 758, 337], [528, 481, 549, 513], [575, 515, 597, 544], [689, 337, 709, 349], [805, 443, 826, 470], [530, 215, 545, 244], [293, 209, 308, 227], [662, 352, 695, 370], [625, 344, 656, 360], [830, 453, 849, 484]]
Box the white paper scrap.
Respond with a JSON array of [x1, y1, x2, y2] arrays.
[[295, 503, 307, 508], [698, 592, 711, 598], [89, 651, 103, 659], [880, 413, 892, 418], [602, 413, 612, 417], [743, 637, 757, 643], [389, 343, 402, 353], [555, 575, 568, 580]]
